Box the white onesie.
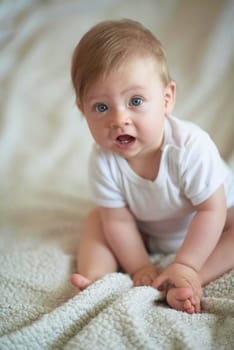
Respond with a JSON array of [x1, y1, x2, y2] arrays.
[[89, 115, 234, 253]]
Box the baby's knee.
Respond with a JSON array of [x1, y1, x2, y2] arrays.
[[86, 207, 102, 221]]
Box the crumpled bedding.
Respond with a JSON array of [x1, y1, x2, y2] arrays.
[[0, 1, 234, 349]]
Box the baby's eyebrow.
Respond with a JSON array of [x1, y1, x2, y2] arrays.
[[121, 85, 146, 94], [86, 94, 109, 104]]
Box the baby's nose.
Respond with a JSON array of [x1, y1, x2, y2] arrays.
[[110, 110, 132, 128]]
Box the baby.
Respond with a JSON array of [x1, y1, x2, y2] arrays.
[[70, 19, 234, 313]]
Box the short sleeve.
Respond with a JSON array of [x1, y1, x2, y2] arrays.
[[180, 130, 226, 205], [88, 145, 126, 208]]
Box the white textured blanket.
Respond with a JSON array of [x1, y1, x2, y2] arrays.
[[0, 1, 234, 349], [0, 223, 234, 349]]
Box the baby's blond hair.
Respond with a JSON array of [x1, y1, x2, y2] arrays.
[[71, 19, 171, 104]]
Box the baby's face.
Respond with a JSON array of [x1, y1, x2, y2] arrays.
[[81, 57, 175, 161]]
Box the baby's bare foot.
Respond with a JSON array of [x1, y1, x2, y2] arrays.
[[166, 286, 200, 314], [152, 262, 202, 314], [132, 264, 160, 286], [70, 273, 92, 293]]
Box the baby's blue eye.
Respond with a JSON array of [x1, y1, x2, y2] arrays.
[[130, 97, 143, 106], [95, 103, 108, 112]]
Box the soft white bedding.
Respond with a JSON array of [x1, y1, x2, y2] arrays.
[[0, 1, 234, 349]]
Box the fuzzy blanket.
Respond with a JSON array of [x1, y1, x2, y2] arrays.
[[0, 0, 234, 349], [0, 221, 234, 349]]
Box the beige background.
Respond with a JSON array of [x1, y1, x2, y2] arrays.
[[0, 0, 233, 216]]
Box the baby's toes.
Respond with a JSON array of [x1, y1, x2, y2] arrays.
[[134, 278, 143, 286], [184, 299, 195, 314], [194, 300, 201, 313], [184, 297, 201, 314], [134, 274, 152, 286], [139, 275, 151, 286]]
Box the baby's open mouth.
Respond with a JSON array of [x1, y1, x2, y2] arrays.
[[116, 135, 135, 144]]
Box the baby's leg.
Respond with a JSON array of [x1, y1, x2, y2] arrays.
[[199, 206, 234, 286], [165, 206, 234, 313], [71, 208, 118, 293]]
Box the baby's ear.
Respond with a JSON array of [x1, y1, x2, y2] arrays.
[[164, 81, 176, 115], [76, 99, 83, 112], [76, 99, 81, 109]]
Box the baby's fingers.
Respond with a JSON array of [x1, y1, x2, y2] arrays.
[[152, 273, 170, 291]]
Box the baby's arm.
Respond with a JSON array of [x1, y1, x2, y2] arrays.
[[153, 185, 226, 310], [174, 185, 226, 271], [100, 206, 158, 283]]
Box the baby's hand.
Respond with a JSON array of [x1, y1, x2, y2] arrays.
[[152, 262, 202, 313], [132, 264, 160, 287]]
